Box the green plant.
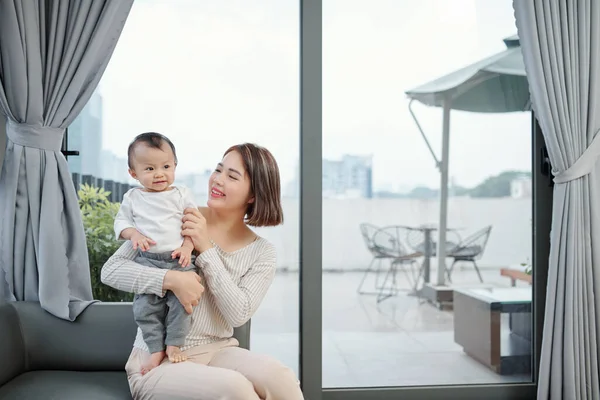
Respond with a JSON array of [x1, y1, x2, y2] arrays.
[[79, 184, 133, 302], [520, 258, 532, 275]]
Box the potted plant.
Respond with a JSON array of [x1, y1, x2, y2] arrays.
[[79, 184, 133, 302]]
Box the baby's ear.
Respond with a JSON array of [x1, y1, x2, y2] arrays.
[[128, 169, 137, 179]]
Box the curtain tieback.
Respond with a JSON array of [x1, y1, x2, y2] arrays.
[[554, 131, 600, 184], [6, 119, 64, 151]]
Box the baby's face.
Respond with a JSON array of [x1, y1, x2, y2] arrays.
[[129, 142, 176, 192]]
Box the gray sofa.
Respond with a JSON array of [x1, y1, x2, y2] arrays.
[[0, 301, 250, 400]]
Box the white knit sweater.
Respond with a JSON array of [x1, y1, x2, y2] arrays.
[[100, 237, 276, 351]]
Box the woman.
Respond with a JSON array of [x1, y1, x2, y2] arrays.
[[101, 143, 304, 400]]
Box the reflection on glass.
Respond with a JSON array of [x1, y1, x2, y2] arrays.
[[72, 0, 300, 376], [322, 0, 533, 388]]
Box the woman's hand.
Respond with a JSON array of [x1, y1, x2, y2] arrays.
[[164, 270, 204, 314], [182, 207, 213, 253]]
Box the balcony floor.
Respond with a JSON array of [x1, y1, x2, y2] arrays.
[[250, 267, 532, 388]]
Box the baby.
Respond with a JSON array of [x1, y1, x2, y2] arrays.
[[114, 132, 196, 374]]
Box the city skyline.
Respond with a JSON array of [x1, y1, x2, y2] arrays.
[[66, 90, 377, 198], [67, 85, 529, 198]]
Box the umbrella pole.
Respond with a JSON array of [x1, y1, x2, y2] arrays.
[[436, 96, 451, 286]]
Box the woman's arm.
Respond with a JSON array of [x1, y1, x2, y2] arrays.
[[100, 241, 167, 296], [102, 241, 205, 313], [195, 242, 276, 327]]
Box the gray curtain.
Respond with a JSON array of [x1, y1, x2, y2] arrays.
[[0, 112, 5, 167], [514, 1, 600, 399], [0, 0, 134, 321]]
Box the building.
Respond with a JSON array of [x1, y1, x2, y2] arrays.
[[286, 154, 374, 199], [176, 169, 213, 205], [322, 155, 373, 199], [100, 150, 131, 184], [67, 90, 103, 177]]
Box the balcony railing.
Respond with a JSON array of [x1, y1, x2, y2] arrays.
[[72, 173, 135, 203]]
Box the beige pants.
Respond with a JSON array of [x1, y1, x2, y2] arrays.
[[125, 338, 304, 400]]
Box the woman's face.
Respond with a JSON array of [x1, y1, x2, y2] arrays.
[[207, 150, 254, 211]]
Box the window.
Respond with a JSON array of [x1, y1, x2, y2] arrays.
[[72, 0, 300, 376], [68, 0, 550, 397], [313, 0, 541, 396]]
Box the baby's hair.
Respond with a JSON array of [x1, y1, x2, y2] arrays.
[[127, 132, 178, 169]]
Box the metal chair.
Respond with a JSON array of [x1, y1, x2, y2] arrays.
[[357, 223, 391, 296], [404, 227, 461, 291], [446, 225, 493, 283], [407, 228, 462, 258], [370, 226, 423, 302]]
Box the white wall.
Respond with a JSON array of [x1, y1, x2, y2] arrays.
[[253, 197, 532, 272]]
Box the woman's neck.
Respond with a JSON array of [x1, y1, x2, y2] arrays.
[[206, 208, 247, 235]]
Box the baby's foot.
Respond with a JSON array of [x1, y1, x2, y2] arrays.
[[166, 345, 187, 363], [141, 351, 165, 375]]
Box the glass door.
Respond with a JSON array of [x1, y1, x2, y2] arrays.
[[298, 1, 549, 399]]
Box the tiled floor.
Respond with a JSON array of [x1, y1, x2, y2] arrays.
[[250, 267, 532, 388]]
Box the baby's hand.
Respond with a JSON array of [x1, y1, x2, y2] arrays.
[[131, 231, 155, 252], [172, 246, 193, 267]]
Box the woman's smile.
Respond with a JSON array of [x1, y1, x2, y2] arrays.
[[210, 187, 225, 198]]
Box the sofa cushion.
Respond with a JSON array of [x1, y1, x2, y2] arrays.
[[0, 302, 26, 386], [0, 371, 131, 400], [13, 302, 137, 371]]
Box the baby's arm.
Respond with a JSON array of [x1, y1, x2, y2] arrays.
[[114, 190, 155, 251], [172, 237, 194, 267], [121, 227, 156, 252]]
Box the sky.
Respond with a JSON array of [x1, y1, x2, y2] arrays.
[[98, 0, 531, 191]]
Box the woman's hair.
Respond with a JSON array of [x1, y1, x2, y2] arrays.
[[224, 143, 284, 227]]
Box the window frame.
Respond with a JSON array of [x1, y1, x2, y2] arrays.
[[62, 1, 551, 397], [298, 0, 550, 398]]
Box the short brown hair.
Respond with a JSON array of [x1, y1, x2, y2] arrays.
[[224, 143, 283, 227]]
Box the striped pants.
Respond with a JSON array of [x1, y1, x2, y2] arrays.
[[125, 338, 304, 400]]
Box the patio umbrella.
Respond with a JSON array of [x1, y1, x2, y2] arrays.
[[405, 35, 530, 286]]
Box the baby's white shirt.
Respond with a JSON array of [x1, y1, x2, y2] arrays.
[[114, 186, 196, 253]]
